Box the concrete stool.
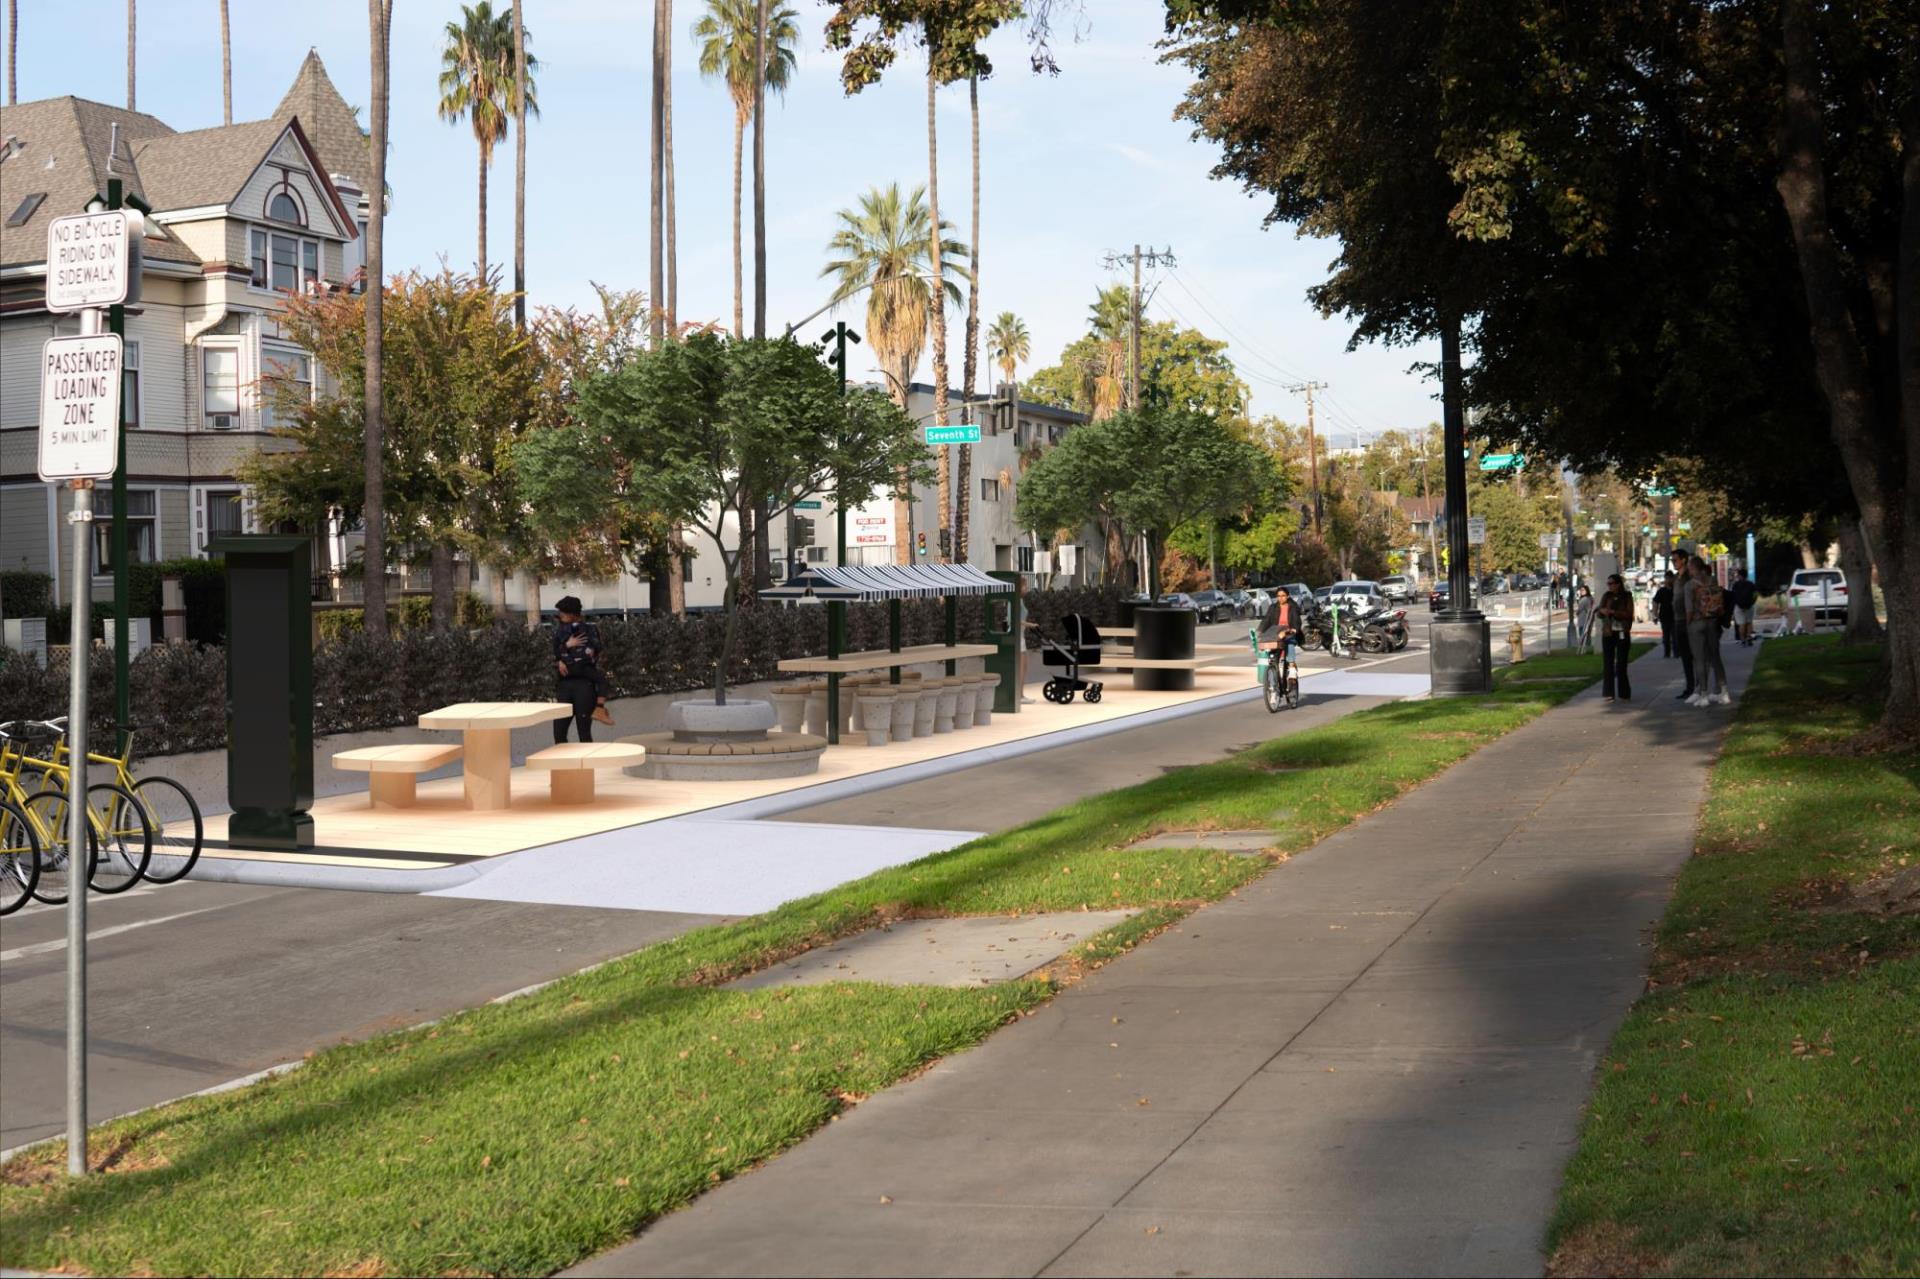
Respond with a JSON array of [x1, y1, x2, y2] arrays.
[[855, 689, 897, 746], [889, 689, 920, 743], [768, 685, 809, 734], [911, 684, 939, 737], [974, 673, 1000, 726], [950, 677, 979, 730], [931, 679, 960, 734], [803, 683, 830, 738]]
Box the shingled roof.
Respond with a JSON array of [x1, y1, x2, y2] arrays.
[[272, 50, 372, 196], [0, 96, 194, 267], [128, 118, 286, 214]]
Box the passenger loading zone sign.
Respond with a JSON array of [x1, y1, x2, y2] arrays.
[[37, 333, 123, 481]]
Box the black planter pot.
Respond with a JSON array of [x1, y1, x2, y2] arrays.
[[1133, 606, 1197, 691]]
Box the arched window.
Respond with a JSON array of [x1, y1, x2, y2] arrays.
[[268, 188, 304, 225]]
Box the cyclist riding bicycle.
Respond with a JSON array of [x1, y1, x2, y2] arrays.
[[1256, 586, 1304, 677]]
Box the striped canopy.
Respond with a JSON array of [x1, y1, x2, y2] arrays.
[[762, 562, 1006, 601]]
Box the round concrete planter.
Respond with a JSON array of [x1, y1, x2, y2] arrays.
[[803, 685, 829, 738], [912, 687, 938, 737], [625, 732, 826, 780], [930, 680, 960, 734], [667, 699, 777, 741], [950, 680, 978, 729]]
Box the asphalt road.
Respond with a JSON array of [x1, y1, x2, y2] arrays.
[[0, 617, 1436, 1153]]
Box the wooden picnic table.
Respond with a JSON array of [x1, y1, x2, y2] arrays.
[[776, 642, 997, 675], [417, 702, 574, 810]]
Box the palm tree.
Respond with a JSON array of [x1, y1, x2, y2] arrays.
[[126, 0, 135, 108], [438, 2, 538, 279], [364, 0, 393, 638], [511, 0, 527, 331], [7, 0, 16, 105], [988, 311, 1030, 388], [821, 183, 968, 563], [219, 0, 231, 123], [924, 54, 951, 558], [692, 0, 798, 338], [955, 71, 982, 562]]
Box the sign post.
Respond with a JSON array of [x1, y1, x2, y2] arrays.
[[42, 199, 140, 1181]]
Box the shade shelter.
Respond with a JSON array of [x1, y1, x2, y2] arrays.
[[763, 563, 1007, 744]]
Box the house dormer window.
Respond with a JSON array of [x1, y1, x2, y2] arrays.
[[267, 185, 306, 226], [249, 226, 321, 294]]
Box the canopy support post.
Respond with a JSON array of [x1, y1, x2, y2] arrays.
[[826, 599, 845, 745], [944, 595, 958, 675], [889, 599, 902, 685]]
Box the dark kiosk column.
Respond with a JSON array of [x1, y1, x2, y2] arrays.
[[212, 535, 314, 849], [1133, 606, 1196, 691], [1429, 317, 1493, 694]]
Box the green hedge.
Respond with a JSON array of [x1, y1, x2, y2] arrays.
[[314, 592, 492, 644], [1, 571, 55, 620], [0, 586, 1132, 760]]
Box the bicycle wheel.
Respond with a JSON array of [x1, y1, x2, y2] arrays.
[[86, 782, 152, 893], [1285, 671, 1300, 709], [21, 789, 89, 906], [129, 775, 202, 884], [1264, 661, 1284, 713], [0, 798, 38, 915]]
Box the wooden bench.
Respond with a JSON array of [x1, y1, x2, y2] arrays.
[[333, 744, 464, 809], [525, 742, 647, 804]]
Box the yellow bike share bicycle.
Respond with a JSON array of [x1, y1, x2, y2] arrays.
[[18, 716, 201, 884], [0, 719, 155, 907]]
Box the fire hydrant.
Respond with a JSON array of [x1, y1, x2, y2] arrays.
[[1507, 622, 1527, 664]]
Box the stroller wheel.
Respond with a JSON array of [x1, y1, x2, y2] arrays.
[[1084, 683, 1103, 704], [1043, 678, 1066, 703]]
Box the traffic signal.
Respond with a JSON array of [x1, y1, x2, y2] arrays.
[[916, 531, 927, 556]]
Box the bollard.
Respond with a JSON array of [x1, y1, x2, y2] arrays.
[[1507, 622, 1527, 664]]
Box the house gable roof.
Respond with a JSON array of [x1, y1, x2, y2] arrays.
[[0, 96, 193, 267], [271, 50, 372, 197], [135, 117, 356, 237]]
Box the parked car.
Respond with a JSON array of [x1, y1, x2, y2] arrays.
[[1242, 588, 1273, 619], [1187, 589, 1238, 623], [1478, 573, 1508, 595], [1787, 568, 1849, 624], [1326, 581, 1388, 611], [1379, 574, 1415, 603], [1428, 579, 1482, 609], [1312, 586, 1334, 608], [1155, 592, 1198, 612]]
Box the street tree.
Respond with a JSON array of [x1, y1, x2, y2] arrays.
[[438, 1, 538, 280], [1027, 287, 1248, 423], [541, 334, 931, 703], [1018, 406, 1281, 597]]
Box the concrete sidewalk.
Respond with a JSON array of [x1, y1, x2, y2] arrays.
[[570, 641, 1757, 1278]]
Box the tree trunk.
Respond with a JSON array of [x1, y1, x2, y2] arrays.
[[361, 0, 390, 640], [751, 0, 768, 338], [1800, 541, 1820, 569], [1776, 0, 1919, 740], [927, 63, 951, 559], [126, 0, 134, 108], [664, 0, 676, 330], [488, 565, 509, 620], [512, 0, 527, 329], [957, 72, 981, 565], [712, 560, 740, 705], [668, 539, 687, 614], [738, 498, 758, 608], [476, 146, 488, 279], [219, 0, 230, 124], [6, 0, 17, 105], [524, 568, 541, 630], [649, 0, 666, 345], [890, 363, 913, 566], [1837, 514, 1882, 643], [430, 544, 455, 631], [755, 499, 772, 591], [731, 110, 745, 337]]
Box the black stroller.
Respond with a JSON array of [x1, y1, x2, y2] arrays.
[[1033, 613, 1105, 704]]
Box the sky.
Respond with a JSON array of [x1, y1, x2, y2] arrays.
[[8, 0, 1442, 438]]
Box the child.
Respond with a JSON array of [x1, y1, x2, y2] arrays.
[[552, 596, 615, 726]]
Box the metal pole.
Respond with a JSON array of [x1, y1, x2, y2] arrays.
[[1437, 324, 1475, 621], [834, 322, 848, 567], [107, 178, 129, 755], [66, 479, 93, 1178]]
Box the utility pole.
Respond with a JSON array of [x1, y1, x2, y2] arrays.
[[1286, 380, 1327, 537], [1101, 245, 1176, 411]]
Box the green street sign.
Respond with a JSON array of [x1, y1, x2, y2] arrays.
[[1678, 521, 1692, 530], [1646, 485, 1677, 497], [924, 424, 982, 445], [793, 500, 823, 510], [1478, 453, 1524, 471]]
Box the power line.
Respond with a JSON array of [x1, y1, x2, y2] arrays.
[[1102, 245, 1176, 410], [1162, 268, 1315, 385]]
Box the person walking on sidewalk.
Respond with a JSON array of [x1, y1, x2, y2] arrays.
[[1653, 571, 1678, 657], [1683, 557, 1731, 706], [551, 596, 616, 742], [1729, 569, 1759, 646], [1673, 566, 1698, 700], [1575, 584, 1596, 653], [1596, 573, 1636, 702]]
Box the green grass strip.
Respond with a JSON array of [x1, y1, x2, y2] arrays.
[[1550, 637, 1920, 1277], [1, 648, 1620, 1277]]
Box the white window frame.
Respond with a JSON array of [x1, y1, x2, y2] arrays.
[[91, 488, 160, 578], [192, 484, 254, 556], [248, 224, 322, 294], [259, 343, 313, 432], [202, 342, 243, 430], [122, 339, 141, 430]]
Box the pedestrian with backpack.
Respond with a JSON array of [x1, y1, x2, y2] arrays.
[[1685, 557, 1731, 706], [1728, 570, 1759, 645]]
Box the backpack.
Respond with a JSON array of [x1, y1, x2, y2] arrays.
[[1697, 580, 1726, 619]]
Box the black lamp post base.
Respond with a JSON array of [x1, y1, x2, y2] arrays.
[[1428, 616, 1493, 696]]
